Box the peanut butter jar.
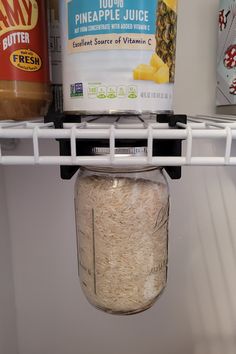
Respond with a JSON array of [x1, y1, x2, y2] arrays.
[[0, 0, 51, 120]]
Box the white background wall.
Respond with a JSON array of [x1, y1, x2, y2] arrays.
[[1, 1, 236, 354], [173, 0, 218, 114], [0, 167, 18, 354]]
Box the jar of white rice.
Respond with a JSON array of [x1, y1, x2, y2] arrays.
[[74, 166, 169, 315]]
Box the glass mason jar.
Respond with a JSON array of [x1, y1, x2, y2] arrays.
[[74, 166, 169, 315]]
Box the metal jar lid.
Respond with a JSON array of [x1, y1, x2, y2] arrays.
[[92, 146, 147, 157]]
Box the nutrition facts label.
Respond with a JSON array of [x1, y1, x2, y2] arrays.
[[70, 83, 138, 99], [70, 83, 172, 102]]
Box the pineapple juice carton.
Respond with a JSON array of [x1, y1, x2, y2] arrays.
[[60, 0, 178, 115]]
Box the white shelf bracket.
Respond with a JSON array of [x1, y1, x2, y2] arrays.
[[0, 115, 236, 168], [70, 126, 77, 164], [148, 125, 153, 164], [110, 125, 115, 163], [225, 126, 233, 165], [186, 126, 193, 164], [33, 127, 39, 164]]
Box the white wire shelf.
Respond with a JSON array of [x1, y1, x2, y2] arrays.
[[1, 115, 236, 166]]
